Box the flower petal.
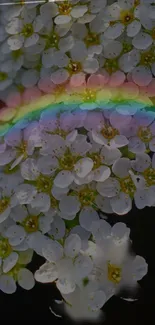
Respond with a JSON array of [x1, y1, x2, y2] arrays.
[[56, 278, 76, 294], [48, 215, 66, 240], [15, 184, 37, 205], [59, 196, 80, 216], [35, 261, 58, 283], [110, 193, 132, 215], [132, 32, 152, 50], [79, 207, 99, 231], [64, 234, 81, 258], [111, 223, 130, 243], [42, 240, 63, 262], [112, 158, 131, 178], [131, 256, 148, 281], [0, 275, 16, 294], [5, 225, 26, 246], [3, 252, 19, 273], [131, 153, 151, 172], [74, 255, 93, 281], [54, 171, 74, 188], [31, 193, 51, 212], [74, 158, 94, 178], [101, 146, 122, 165], [20, 158, 39, 180], [0, 149, 16, 166], [17, 268, 35, 290], [97, 177, 120, 197]]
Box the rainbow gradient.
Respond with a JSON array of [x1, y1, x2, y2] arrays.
[[0, 80, 155, 135]]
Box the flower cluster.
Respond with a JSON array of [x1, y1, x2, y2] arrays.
[[0, 0, 154, 321], [0, 107, 150, 320]]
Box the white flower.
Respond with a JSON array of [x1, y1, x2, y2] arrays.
[[2, 122, 42, 170], [93, 250, 148, 299], [0, 225, 33, 269], [87, 222, 148, 298], [49, 40, 100, 86], [60, 182, 105, 222], [6, 205, 54, 247], [35, 234, 93, 294], [18, 157, 62, 212], [62, 284, 106, 321], [39, 133, 92, 188], [0, 265, 35, 294], [90, 112, 128, 148], [103, 1, 142, 40], [6, 6, 44, 51], [0, 243, 34, 293], [40, 1, 88, 26], [69, 75, 112, 110], [126, 114, 155, 153], [110, 155, 154, 212], [97, 158, 132, 215], [91, 220, 130, 246], [71, 16, 107, 57], [129, 46, 155, 86], [39, 109, 84, 142], [0, 172, 23, 223], [130, 153, 155, 208]]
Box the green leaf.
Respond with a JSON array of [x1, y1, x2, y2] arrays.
[[65, 214, 79, 230], [120, 146, 135, 159]]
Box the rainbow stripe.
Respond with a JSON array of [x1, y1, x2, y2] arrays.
[[0, 81, 155, 136]]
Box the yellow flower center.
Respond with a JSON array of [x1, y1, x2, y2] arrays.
[[7, 264, 21, 281], [120, 176, 136, 197], [59, 149, 79, 170], [87, 152, 102, 170], [143, 168, 155, 186], [134, 0, 140, 7], [0, 72, 8, 82], [84, 32, 100, 47], [101, 126, 118, 140], [48, 127, 68, 138], [22, 215, 39, 233], [140, 49, 155, 67], [122, 42, 133, 54], [151, 28, 155, 40], [83, 89, 96, 102], [22, 24, 34, 38], [58, 1, 72, 15], [50, 195, 59, 209], [36, 175, 53, 194], [0, 238, 12, 258], [16, 141, 28, 159], [108, 262, 122, 284], [67, 61, 82, 74], [120, 10, 134, 25], [54, 83, 67, 98], [0, 197, 10, 214], [137, 126, 152, 143], [3, 162, 19, 175], [12, 49, 23, 60], [17, 84, 25, 93], [78, 187, 97, 207], [45, 32, 60, 50], [104, 58, 119, 74]]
